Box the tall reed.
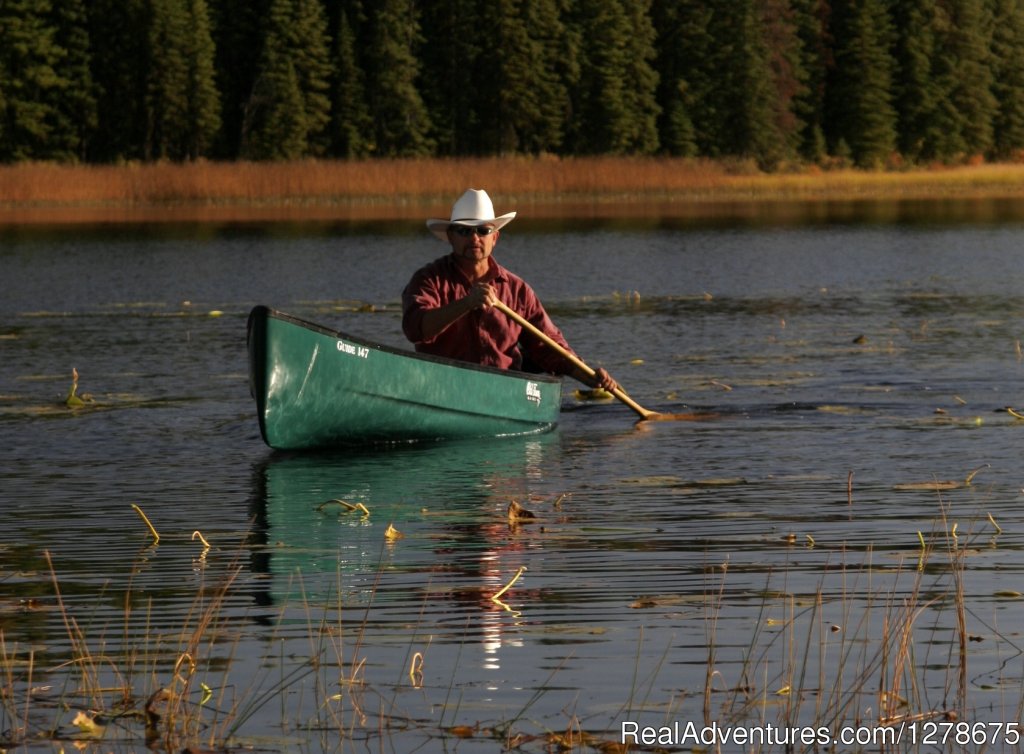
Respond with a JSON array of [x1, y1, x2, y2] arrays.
[[696, 508, 1005, 751], [5, 158, 1024, 213]]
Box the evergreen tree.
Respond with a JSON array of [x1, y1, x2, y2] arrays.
[[565, 0, 659, 154], [6, 0, 1024, 165], [145, 0, 191, 159], [329, 0, 372, 157], [621, 0, 661, 154], [292, 0, 332, 155], [789, 0, 830, 162], [418, 0, 481, 155], [759, 0, 808, 163], [704, 0, 786, 167], [210, 0, 269, 158], [655, 0, 712, 155], [826, 0, 898, 167], [0, 0, 67, 161], [565, 0, 626, 154], [185, 0, 221, 159], [242, 0, 307, 159], [241, 0, 331, 159], [932, 0, 996, 159], [49, 0, 97, 161], [650, 0, 704, 156], [553, 0, 582, 144], [89, 0, 149, 161], [362, 0, 433, 156], [891, 0, 943, 161], [474, 0, 569, 154], [523, 0, 575, 153], [989, 0, 1024, 158]]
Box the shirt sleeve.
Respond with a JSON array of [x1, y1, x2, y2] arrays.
[[402, 266, 440, 344]]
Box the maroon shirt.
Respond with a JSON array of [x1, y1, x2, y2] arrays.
[[402, 254, 576, 374]]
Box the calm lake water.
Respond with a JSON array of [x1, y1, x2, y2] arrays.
[[3, 203, 1024, 752]]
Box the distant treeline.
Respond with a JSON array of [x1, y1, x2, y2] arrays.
[[3, 0, 1024, 170]]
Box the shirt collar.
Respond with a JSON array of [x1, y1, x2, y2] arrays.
[[446, 253, 509, 285]]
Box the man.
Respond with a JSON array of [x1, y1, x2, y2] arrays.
[[402, 188, 618, 392]]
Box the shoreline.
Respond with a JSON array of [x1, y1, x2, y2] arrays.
[[4, 158, 1024, 225]]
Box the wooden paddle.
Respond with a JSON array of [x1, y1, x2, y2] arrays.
[[492, 300, 702, 422]]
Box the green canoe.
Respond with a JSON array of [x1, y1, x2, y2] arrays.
[[247, 306, 563, 449]]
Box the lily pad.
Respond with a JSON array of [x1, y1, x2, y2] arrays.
[[893, 481, 964, 491], [574, 388, 614, 401], [620, 475, 685, 487], [629, 595, 694, 609]]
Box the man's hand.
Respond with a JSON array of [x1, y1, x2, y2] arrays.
[[465, 282, 498, 311], [419, 282, 497, 341], [592, 367, 618, 393]]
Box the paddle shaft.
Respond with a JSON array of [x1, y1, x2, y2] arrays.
[[492, 299, 657, 420]]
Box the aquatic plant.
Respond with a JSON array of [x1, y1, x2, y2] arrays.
[[5, 159, 1024, 220]]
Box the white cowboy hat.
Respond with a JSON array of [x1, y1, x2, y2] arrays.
[[426, 189, 517, 241]]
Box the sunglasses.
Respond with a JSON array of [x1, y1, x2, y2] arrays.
[[451, 225, 497, 237]]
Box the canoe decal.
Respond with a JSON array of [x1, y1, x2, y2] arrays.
[[337, 339, 370, 358], [526, 381, 542, 405]]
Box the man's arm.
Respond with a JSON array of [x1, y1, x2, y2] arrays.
[[405, 282, 494, 343]]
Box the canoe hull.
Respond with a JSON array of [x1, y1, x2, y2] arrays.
[[248, 306, 562, 449]]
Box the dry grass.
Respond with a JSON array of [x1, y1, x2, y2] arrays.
[[4, 157, 1024, 224]]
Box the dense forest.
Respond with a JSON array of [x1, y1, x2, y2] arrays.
[[3, 0, 1024, 170]]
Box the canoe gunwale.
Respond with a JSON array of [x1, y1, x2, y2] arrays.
[[250, 305, 561, 385]]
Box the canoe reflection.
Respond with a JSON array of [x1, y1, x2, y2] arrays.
[[248, 435, 563, 670], [248, 434, 560, 607]]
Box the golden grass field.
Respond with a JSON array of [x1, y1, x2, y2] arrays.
[[3, 156, 1024, 224]]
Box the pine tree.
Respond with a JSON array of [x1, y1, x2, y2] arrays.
[[565, 0, 659, 154], [704, 0, 787, 167], [241, 0, 331, 159], [242, 0, 308, 159], [826, 0, 898, 168], [759, 0, 808, 163], [362, 0, 433, 156], [474, 0, 523, 153], [292, 0, 332, 155], [892, 0, 943, 161], [989, 0, 1024, 158], [49, 0, 97, 161], [473, 0, 569, 154], [937, 0, 996, 158], [650, 0, 703, 156], [673, 1, 725, 158], [185, 0, 221, 159], [0, 0, 67, 161], [621, 0, 660, 154], [529, 0, 576, 154], [565, 0, 626, 154], [89, 0, 149, 161], [789, 0, 830, 162], [145, 0, 191, 160], [210, 0, 269, 158], [329, 0, 372, 157], [418, 0, 481, 155]]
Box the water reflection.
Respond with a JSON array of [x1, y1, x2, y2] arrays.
[[248, 435, 561, 670]]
